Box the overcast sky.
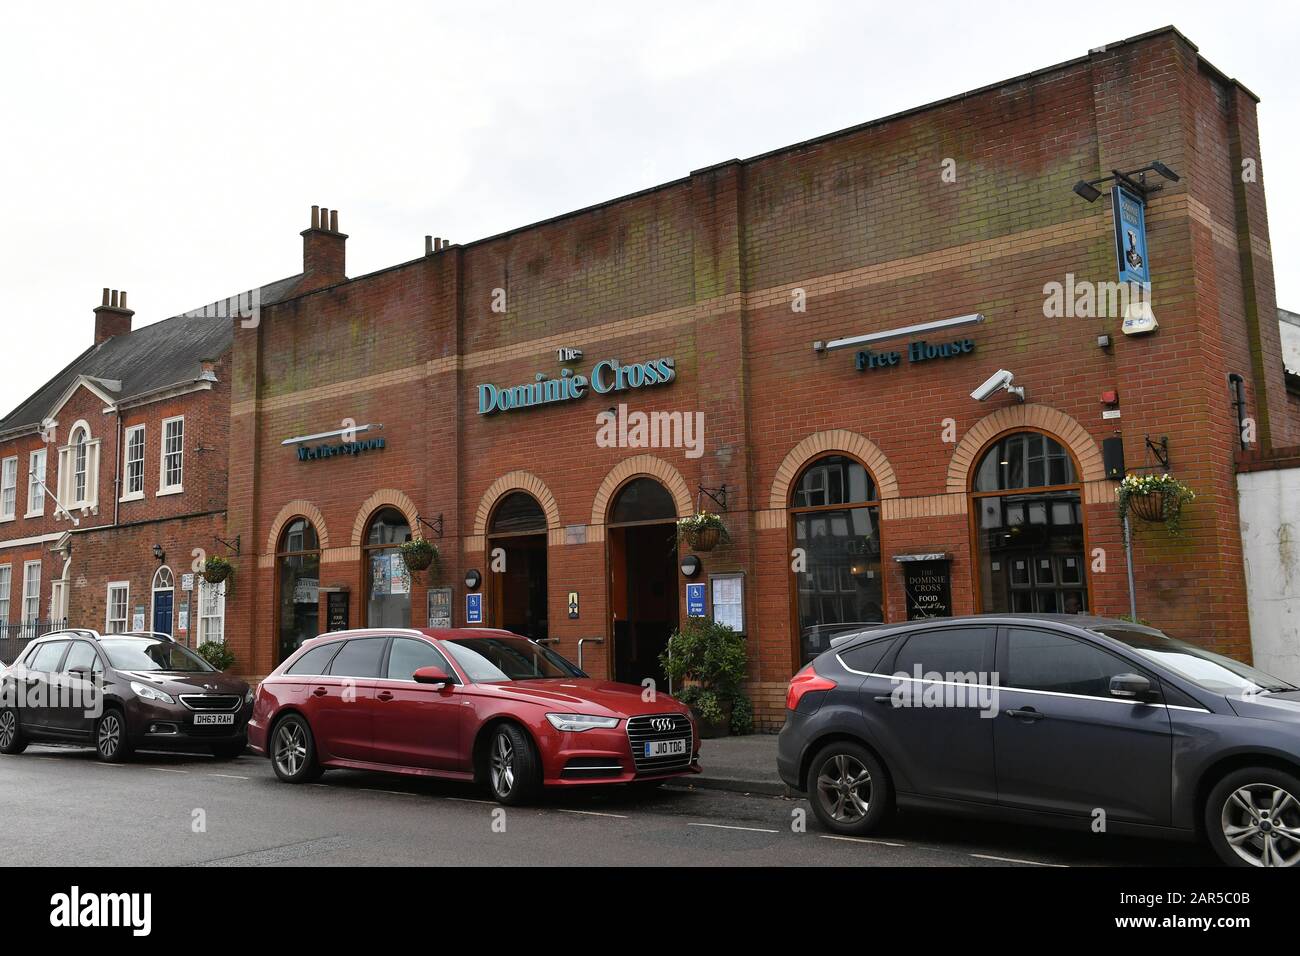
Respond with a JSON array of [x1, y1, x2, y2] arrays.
[[2, 0, 1296, 414]]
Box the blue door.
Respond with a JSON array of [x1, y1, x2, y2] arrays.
[[153, 591, 174, 635]]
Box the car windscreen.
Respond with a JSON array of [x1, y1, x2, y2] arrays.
[[99, 637, 215, 673], [443, 637, 582, 683], [1095, 627, 1295, 696]]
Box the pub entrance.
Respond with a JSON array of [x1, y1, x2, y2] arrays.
[[606, 478, 678, 688], [487, 492, 549, 643]]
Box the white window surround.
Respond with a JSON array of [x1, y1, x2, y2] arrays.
[[21, 560, 41, 625], [121, 424, 145, 501], [0, 564, 11, 622], [198, 578, 226, 644], [106, 581, 130, 634], [26, 448, 47, 518], [0, 456, 17, 522], [158, 416, 184, 495], [55, 420, 100, 517]]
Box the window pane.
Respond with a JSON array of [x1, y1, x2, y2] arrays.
[[30, 641, 68, 673], [974, 433, 1076, 492], [365, 508, 411, 546], [278, 551, 320, 662], [280, 518, 319, 554], [1006, 628, 1134, 698], [286, 641, 341, 676], [489, 493, 547, 534], [62, 642, 99, 673], [794, 505, 883, 664], [609, 478, 676, 524], [977, 490, 1086, 615], [838, 637, 895, 674], [793, 456, 876, 507], [893, 628, 992, 677], [328, 637, 387, 679], [386, 638, 451, 681]]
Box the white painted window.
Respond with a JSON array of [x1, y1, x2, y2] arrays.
[[22, 561, 41, 626], [0, 565, 10, 622], [198, 579, 226, 644], [106, 582, 130, 634], [0, 457, 16, 520], [159, 417, 184, 494], [123, 425, 145, 499], [56, 423, 99, 515], [27, 448, 46, 516]]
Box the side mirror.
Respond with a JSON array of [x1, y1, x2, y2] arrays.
[[67, 666, 92, 679], [412, 666, 453, 686], [1110, 673, 1152, 700]]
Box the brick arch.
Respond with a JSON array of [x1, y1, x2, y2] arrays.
[[590, 455, 694, 525], [265, 499, 330, 554], [768, 430, 900, 510], [351, 489, 421, 546], [473, 472, 562, 536], [946, 403, 1105, 493]]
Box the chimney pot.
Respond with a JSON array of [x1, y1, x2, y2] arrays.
[[311, 205, 320, 229], [425, 235, 433, 255], [298, 205, 347, 292], [93, 286, 134, 344], [329, 209, 338, 232], [119, 291, 127, 309], [101, 288, 110, 307]]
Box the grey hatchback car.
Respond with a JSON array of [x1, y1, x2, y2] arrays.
[[777, 615, 1300, 867]]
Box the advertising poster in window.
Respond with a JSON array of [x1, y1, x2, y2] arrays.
[[388, 553, 410, 596], [427, 587, 452, 628]]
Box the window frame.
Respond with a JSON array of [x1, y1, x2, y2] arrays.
[[380, 636, 456, 683], [105, 581, 130, 634], [0, 455, 17, 521], [0, 564, 11, 623], [995, 625, 1164, 705], [26, 447, 47, 518], [884, 624, 997, 681], [122, 424, 146, 501], [197, 577, 226, 644], [158, 416, 184, 495], [21, 560, 42, 626]]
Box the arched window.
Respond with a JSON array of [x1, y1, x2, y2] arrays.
[[363, 508, 412, 628], [789, 454, 883, 664], [489, 492, 547, 535], [609, 477, 677, 525], [72, 426, 89, 503], [971, 431, 1087, 614], [277, 518, 321, 663], [151, 565, 175, 636]]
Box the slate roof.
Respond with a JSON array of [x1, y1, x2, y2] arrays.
[[0, 275, 301, 435]]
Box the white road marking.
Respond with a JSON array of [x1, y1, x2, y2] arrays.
[[362, 788, 414, 796], [148, 767, 188, 774], [820, 834, 907, 848], [969, 853, 1067, 867], [207, 773, 249, 780], [556, 809, 628, 819], [687, 822, 779, 834], [445, 796, 496, 805]]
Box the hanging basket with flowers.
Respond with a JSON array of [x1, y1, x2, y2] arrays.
[[202, 555, 234, 585], [676, 512, 728, 552], [1117, 473, 1195, 536], [400, 538, 438, 573]]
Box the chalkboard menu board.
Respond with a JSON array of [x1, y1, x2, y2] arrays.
[[326, 591, 350, 632], [901, 558, 953, 620]]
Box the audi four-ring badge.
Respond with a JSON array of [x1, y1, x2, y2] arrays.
[[248, 628, 701, 805]]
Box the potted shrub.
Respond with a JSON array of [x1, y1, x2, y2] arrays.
[[676, 511, 728, 552], [202, 555, 233, 585], [659, 619, 752, 737], [400, 538, 438, 573], [1117, 473, 1195, 536], [197, 640, 236, 671]]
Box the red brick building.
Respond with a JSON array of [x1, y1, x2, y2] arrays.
[[4, 27, 1293, 730]]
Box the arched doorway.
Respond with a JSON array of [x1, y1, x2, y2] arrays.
[[607, 477, 678, 687], [362, 508, 412, 627], [486, 492, 549, 642], [970, 430, 1088, 613], [276, 517, 321, 664], [788, 454, 884, 665], [151, 566, 175, 636]]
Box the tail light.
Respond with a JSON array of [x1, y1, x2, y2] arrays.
[[786, 665, 837, 711]]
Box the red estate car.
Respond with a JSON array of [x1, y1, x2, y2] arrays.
[[248, 628, 700, 804]]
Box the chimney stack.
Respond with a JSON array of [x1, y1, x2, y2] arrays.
[[298, 204, 348, 294], [94, 288, 134, 344]]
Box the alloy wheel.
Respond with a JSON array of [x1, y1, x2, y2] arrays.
[[816, 753, 872, 823], [0, 711, 15, 750], [97, 713, 121, 758], [490, 732, 515, 797], [1220, 783, 1300, 867], [275, 722, 307, 778]]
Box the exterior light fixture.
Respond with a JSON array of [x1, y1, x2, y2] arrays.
[[679, 554, 702, 578], [819, 312, 984, 354], [464, 569, 481, 590], [152, 544, 165, 563], [1070, 161, 1181, 203], [1073, 180, 1102, 203]]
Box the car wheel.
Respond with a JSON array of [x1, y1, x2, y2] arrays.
[[487, 723, 540, 806], [1206, 767, 1300, 868], [807, 741, 893, 836], [211, 740, 247, 761], [271, 715, 323, 783], [0, 708, 27, 755], [95, 709, 133, 763]]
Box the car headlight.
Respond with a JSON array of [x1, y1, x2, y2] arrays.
[[130, 681, 175, 704], [546, 713, 619, 732]]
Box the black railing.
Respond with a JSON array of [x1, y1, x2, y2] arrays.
[[0, 619, 68, 665]]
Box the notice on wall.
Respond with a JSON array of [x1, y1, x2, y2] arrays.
[[426, 587, 452, 629], [901, 559, 953, 620], [177, 602, 189, 637], [181, 573, 195, 593], [132, 607, 146, 631], [710, 575, 745, 633], [686, 583, 706, 618], [327, 591, 350, 632], [466, 592, 483, 625]]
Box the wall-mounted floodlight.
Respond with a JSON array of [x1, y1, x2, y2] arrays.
[[817, 312, 984, 354], [1071, 161, 1181, 203]]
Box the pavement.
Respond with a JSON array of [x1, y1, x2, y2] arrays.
[[688, 733, 788, 796], [0, 743, 1215, 866]]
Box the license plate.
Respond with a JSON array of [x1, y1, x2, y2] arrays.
[[193, 713, 235, 726], [644, 738, 687, 758]]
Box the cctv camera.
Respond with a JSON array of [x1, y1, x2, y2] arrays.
[[971, 369, 1014, 402]]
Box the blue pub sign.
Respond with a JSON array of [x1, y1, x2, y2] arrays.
[[1112, 184, 1150, 286]]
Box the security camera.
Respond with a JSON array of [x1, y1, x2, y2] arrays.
[[970, 369, 1025, 402]]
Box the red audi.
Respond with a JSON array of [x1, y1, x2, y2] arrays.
[[248, 628, 700, 804]]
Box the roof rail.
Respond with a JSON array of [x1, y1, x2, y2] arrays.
[[121, 630, 177, 642], [46, 627, 104, 640]]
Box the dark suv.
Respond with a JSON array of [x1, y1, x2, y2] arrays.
[[778, 614, 1300, 868], [0, 629, 252, 761]]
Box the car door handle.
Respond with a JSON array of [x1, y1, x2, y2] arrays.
[[1004, 707, 1046, 721], [311, 686, 328, 697], [376, 691, 394, 702], [872, 695, 894, 704]]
